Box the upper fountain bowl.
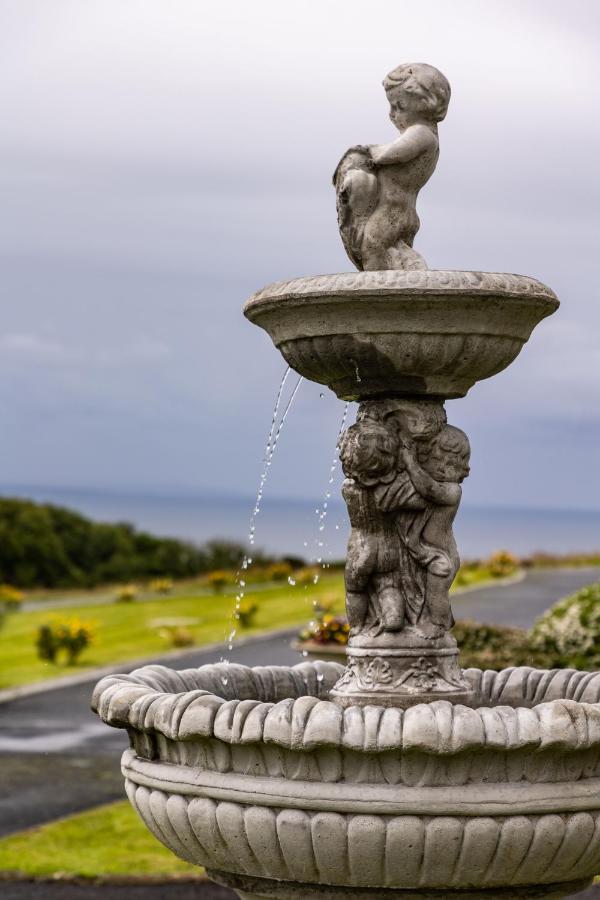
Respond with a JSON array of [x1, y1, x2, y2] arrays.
[[244, 270, 558, 400]]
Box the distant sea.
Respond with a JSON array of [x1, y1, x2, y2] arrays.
[[2, 485, 600, 561]]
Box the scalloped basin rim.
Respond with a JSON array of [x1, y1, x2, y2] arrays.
[[93, 661, 600, 754], [243, 270, 559, 401], [244, 269, 560, 308]]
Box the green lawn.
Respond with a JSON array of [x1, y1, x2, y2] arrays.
[[0, 575, 344, 690], [0, 800, 202, 880]]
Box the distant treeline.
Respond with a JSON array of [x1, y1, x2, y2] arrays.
[[0, 498, 288, 588]]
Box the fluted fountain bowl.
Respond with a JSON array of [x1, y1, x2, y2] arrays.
[[93, 661, 600, 899], [244, 271, 558, 400]]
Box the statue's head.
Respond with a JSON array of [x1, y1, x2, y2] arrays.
[[358, 400, 446, 443], [420, 425, 470, 483], [383, 63, 451, 127], [339, 421, 398, 487]]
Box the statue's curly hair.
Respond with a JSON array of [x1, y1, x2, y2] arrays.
[[420, 424, 470, 463], [338, 421, 398, 486], [383, 62, 451, 124]]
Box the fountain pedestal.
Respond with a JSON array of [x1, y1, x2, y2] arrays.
[[330, 631, 473, 709]]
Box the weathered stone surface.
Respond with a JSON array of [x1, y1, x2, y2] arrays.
[[93, 661, 600, 896], [211, 869, 592, 899], [244, 270, 559, 400], [333, 63, 451, 272], [330, 397, 474, 707]]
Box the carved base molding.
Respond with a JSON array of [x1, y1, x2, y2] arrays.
[[208, 869, 592, 900], [329, 645, 474, 709]]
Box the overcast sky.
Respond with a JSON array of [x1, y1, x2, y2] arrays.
[[0, 0, 599, 510]]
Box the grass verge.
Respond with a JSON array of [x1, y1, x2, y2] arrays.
[[0, 575, 344, 690], [0, 800, 202, 881]]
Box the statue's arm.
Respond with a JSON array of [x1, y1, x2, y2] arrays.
[[401, 450, 461, 507], [370, 125, 437, 166], [374, 474, 421, 511]]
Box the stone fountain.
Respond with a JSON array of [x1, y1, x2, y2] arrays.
[[93, 63, 600, 899]]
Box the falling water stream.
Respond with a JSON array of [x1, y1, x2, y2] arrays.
[[296, 401, 351, 665], [220, 367, 304, 683], [309, 400, 350, 582]]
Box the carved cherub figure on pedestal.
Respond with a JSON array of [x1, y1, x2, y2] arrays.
[[332, 400, 473, 707], [338, 420, 404, 637], [398, 424, 470, 636], [333, 63, 450, 271]]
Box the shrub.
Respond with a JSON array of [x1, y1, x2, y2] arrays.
[[526, 551, 600, 569], [235, 600, 258, 629], [264, 562, 293, 582], [207, 570, 233, 595], [35, 618, 94, 665], [149, 578, 173, 595], [529, 582, 600, 669], [115, 584, 137, 603], [0, 584, 25, 610], [488, 550, 519, 578], [451, 619, 539, 670], [295, 566, 320, 586], [299, 613, 350, 646], [151, 617, 199, 648], [313, 594, 337, 617], [157, 625, 195, 648]]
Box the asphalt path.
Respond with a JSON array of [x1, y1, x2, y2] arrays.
[[1, 567, 599, 839], [0, 632, 300, 837], [452, 566, 600, 628], [0, 882, 597, 900]]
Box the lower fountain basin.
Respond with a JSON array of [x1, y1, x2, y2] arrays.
[[243, 270, 558, 400], [93, 661, 600, 899]]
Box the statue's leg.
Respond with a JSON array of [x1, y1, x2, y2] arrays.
[[424, 571, 455, 630], [345, 589, 369, 633], [345, 533, 377, 632], [375, 571, 404, 631]]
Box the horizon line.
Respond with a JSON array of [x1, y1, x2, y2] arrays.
[[1, 482, 600, 518]]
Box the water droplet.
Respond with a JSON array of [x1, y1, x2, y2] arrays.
[[317, 673, 324, 683], [287, 576, 296, 586], [221, 676, 229, 686], [302, 650, 309, 657], [319, 392, 324, 398]]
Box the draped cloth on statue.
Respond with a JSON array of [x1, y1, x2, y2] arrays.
[[374, 472, 453, 627]]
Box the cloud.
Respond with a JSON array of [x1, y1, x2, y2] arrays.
[[0, 333, 65, 359], [0, 1, 598, 509]]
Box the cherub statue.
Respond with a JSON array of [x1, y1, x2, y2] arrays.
[[333, 63, 451, 271], [338, 419, 405, 636], [398, 425, 471, 636]]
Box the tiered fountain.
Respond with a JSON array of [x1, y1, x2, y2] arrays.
[[93, 63, 600, 899]]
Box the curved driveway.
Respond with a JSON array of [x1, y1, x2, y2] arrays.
[[452, 566, 600, 628], [1, 567, 599, 837]]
